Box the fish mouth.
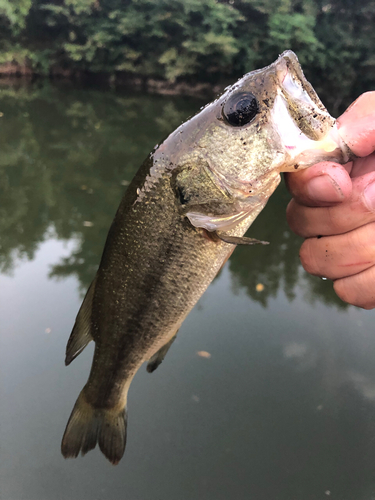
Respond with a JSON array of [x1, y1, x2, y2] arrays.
[[271, 51, 352, 168], [274, 51, 334, 140], [275, 51, 328, 116]]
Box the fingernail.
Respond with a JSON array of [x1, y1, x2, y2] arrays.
[[307, 174, 344, 202], [363, 181, 375, 211]]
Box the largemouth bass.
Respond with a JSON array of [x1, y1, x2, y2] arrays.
[[61, 51, 353, 464]]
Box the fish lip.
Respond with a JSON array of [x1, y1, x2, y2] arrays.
[[278, 50, 300, 63], [274, 51, 292, 85], [274, 51, 330, 117], [274, 50, 301, 85]]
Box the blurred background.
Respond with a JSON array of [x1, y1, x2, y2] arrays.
[[1, 2, 375, 500], [0, 0, 374, 113]]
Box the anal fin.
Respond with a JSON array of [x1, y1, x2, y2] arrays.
[[65, 275, 97, 366], [147, 332, 178, 373]]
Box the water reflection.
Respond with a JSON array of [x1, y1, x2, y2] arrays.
[[0, 82, 346, 308], [1, 82, 375, 499], [0, 83, 196, 287], [230, 182, 349, 309]]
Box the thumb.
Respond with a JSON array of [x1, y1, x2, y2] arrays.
[[337, 91, 375, 157], [284, 162, 352, 207]]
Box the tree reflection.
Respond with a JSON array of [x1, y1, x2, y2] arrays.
[[0, 83, 196, 286], [231, 180, 348, 309], [230, 184, 301, 307], [0, 83, 348, 307]]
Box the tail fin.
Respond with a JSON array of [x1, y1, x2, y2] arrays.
[[61, 391, 127, 465]]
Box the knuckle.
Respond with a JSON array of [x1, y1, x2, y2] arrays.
[[286, 201, 302, 236], [362, 222, 375, 248], [326, 208, 345, 234], [299, 239, 320, 275], [334, 276, 375, 310], [348, 222, 375, 258], [286, 201, 297, 232], [284, 171, 306, 197], [333, 279, 353, 305], [286, 201, 310, 237]]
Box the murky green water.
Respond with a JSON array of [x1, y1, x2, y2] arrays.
[[1, 81, 375, 500]]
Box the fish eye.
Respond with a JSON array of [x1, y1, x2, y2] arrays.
[[223, 92, 258, 126]]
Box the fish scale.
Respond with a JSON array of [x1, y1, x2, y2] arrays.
[[61, 51, 354, 464]]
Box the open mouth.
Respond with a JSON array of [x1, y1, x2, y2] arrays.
[[269, 55, 350, 167], [280, 69, 316, 107]]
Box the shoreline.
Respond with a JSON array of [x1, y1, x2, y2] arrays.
[[0, 62, 226, 98]]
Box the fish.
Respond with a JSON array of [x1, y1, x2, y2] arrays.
[[61, 50, 353, 465]]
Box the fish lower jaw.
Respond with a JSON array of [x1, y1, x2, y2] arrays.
[[271, 91, 353, 170], [279, 123, 353, 172]]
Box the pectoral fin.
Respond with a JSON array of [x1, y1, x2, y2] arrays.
[[147, 332, 178, 373], [186, 209, 250, 232], [65, 276, 97, 366], [215, 232, 269, 246]]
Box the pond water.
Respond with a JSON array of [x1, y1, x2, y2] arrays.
[[1, 81, 375, 500]]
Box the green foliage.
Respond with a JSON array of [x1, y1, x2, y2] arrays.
[[35, 0, 244, 79], [0, 0, 32, 34], [0, 0, 374, 110]]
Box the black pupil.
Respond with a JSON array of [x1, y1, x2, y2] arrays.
[[223, 92, 258, 126]]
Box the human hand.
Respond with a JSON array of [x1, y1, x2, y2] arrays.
[[285, 92, 375, 309]]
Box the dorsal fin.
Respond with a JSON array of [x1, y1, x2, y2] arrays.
[[65, 276, 97, 366]]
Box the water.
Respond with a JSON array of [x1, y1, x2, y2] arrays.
[[1, 82, 375, 500]]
